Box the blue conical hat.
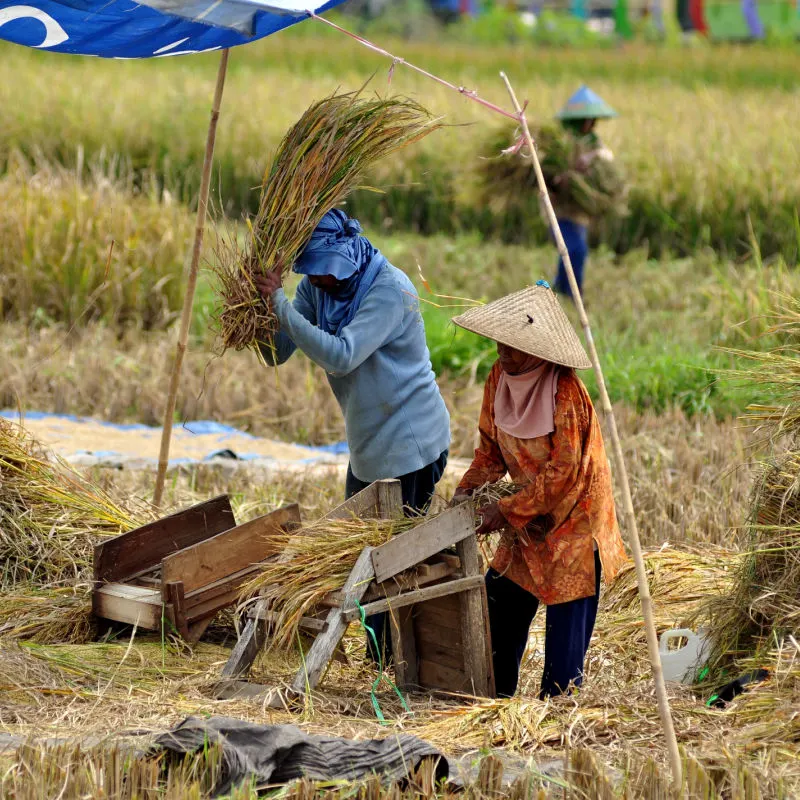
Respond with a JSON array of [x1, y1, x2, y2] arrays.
[[556, 85, 618, 120]]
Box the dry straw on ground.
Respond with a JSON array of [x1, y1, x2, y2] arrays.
[[213, 91, 440, 354], [0, 418, 141, 588], [239, 516, 416, 651]]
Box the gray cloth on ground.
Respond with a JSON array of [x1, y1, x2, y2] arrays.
[[153, 716, 448, 796]]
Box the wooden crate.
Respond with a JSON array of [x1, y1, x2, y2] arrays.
[[220, 480, 496, 700], [92, 495, 300, 642]]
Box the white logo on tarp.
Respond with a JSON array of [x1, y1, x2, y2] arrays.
[[0, 4, 68, 46]]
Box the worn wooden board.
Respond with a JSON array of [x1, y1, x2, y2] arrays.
[[390, 605, 418, 691], [371, 504, 474, 584], [94, 495, 235, 584], [92, 583, 163, 629], [161, 504, 301, 596], [457, 533, 493, 697], [363, 560, 459, 603], [418, 658, 470, 693], [342, 575, 484, 622], [325, 479, 403, 521], [290, 547, 375, 693]]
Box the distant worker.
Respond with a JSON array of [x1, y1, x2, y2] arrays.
[[548, 86, 624, 302], [254, 209, 451, 663], [451, 283, 628, 698]]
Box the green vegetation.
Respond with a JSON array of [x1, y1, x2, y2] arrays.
[[2, 33, 800, 257]]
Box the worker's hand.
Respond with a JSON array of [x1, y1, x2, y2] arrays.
[[254, 264, 284, 302], [450, 488, 473, 507], [476, 501, 506, 535]]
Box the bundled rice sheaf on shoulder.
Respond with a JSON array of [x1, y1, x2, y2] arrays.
[[479, 124, 626, 218], [213, 91, 441, 354]]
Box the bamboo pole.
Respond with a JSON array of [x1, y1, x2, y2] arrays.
[[153, 49, 230, 508], [500, 72, 683, 788]]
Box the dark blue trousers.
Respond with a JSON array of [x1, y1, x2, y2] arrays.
[[345, 450, 449, 665], [485, 550, 601, 698], [552, 218, 589, 301]]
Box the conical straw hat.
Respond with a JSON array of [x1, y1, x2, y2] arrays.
[[452, 284, 591, 370]]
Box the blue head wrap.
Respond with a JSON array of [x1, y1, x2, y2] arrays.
[[293, 209, 385, 335]]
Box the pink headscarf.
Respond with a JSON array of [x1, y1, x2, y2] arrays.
[[494, 362, 560, 439]]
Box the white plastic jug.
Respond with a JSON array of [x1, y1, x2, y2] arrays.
[[658, 628, 710, 684]]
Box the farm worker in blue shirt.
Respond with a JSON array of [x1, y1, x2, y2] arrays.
[[548, 86, 621, 302], [254, 208, 451, 662]]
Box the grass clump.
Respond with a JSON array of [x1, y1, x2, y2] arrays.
[[213, 91, 440, 354]]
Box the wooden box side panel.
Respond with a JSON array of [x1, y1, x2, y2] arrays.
[[161, 503, 301, 596], [413, 594, 471, 694], [93, 495, 235, 584]]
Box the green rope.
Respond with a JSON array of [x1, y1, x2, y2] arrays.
[[355, 599, 411, 724]]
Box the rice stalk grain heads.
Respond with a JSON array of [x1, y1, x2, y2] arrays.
[[213, 91, 441, 355], [709, 294, 800, 667], [0, 418, 140, 587], [238, 516, 414, 651]]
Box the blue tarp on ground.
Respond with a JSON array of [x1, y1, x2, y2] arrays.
[[0, 410, 349, 465]]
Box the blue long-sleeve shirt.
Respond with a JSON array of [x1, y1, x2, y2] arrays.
[[261, 261, 450, 482]]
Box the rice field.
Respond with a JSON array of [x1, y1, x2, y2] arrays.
[[2, 20, 800, 798], [2, 32, 800, 256]]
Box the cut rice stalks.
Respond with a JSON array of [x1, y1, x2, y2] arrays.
[[0, 418, 143, 588], [238, 517, 415, 651], [214, 90, 441, 354]]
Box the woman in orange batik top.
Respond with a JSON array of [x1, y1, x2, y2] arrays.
[[451, 281, 628, 699]]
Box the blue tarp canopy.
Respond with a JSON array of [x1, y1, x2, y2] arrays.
[[0, 0, 344, 58]]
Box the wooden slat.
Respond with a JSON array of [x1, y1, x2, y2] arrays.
[[457, 534, 492, 698], [415, 631, 465, 672], [93, 495, 235, 584], [290, 546, 375, 693], [341, 575, 484, 622], [390, 606, 418, 691], [252, 609, 327, 633], [325, 479, 403, 521], [161, 504, 301, 596], [371, 504, 474, 584], [417, 658, 469, 693], [92, 583, 162, 629], [362, 561, 459, 603], [165, 581, 189, 639]]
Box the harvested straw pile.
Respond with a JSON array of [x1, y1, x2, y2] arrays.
[[0, 418, 140, 587], [480, 124, 626, 218], [710, 294, 800, 667], [239, 517, 415, 650], [214, 91, 440, 353]]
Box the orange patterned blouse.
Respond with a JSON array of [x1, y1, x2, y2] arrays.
[[457, 362, 628, 605]]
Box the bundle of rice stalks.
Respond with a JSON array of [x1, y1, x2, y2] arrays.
[[0, 418, 141, 587], [239, 517, 415, 651], [0, 586, 95, 644], [214, 91, 440, 353], [709, 295, 800, 668], [479, 124, 625, 218]]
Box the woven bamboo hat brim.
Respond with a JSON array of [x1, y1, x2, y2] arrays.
[[452, 285, 591, 370]]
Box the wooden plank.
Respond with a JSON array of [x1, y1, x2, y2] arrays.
[[186, 615, 214, 644], [342, 575, 484, 622], [220, 617, 264, 679], [371, 504, 474, 584], [92, 583, 162, 629], [417, 658, 470, 693], [389, 606, 418, 691], [161, 504, 301, 596], [362, 561, 459, 603], [290, 546, 375, 693], [415, 634, 465, 672], [253, 609, 327, 633], [165, 581, 190, 639], [324, 479, 403, 521], [93, 495, 235, 584], [456, 533, 492, 698]]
